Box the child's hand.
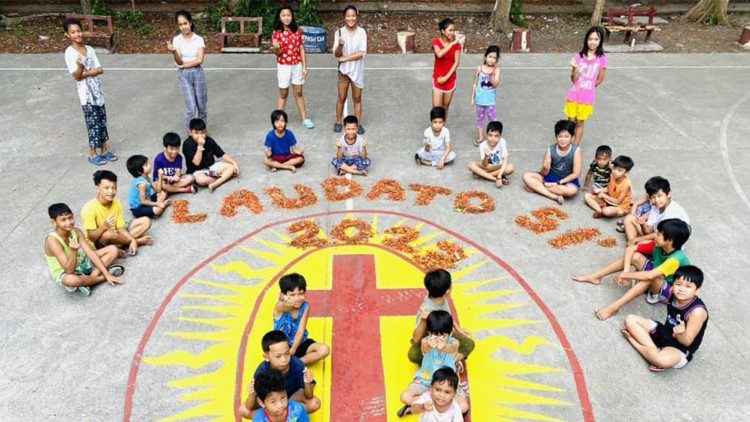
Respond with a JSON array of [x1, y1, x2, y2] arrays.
[[437, 159, 445, 170], [483, 147, 492, 156], [105, 272, 124, 285], [128, 239, 139, 256], [435, 335, 447, 350], [68, 236, 80, 250], [419, 306, 430, 320], [247, 378, 255, 395], [635, 215, 649, 225], [582, 185, 589, 192], [303, 367, 314, 384], [157, 168, 164, 179], [426, 335, 439, 349], [272, 38, 281, 50], [423, 400, 435, 412], [302, 66, 308, 78], [437, 76, 447, 85], [166, 41, 175, 52], [233, 164, 241, 177], [338, 33, 345, 46], [570, 57, 578, 68], [672, 315, 686, 336], [104, 214, 116, 229]]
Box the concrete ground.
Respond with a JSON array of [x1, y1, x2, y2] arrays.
[[0, 52, 749, 421]]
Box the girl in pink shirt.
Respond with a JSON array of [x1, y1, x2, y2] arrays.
[[563, 26, 607, 144], [271, 6, 314, 129]]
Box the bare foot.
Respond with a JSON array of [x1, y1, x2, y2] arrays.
[[571, 274, 601, 285], [648, 364, 667, 372], [208, 183, 215, 193], [290, 166, 296, 173], [474, 138, 483, 146], [360, 170, 367, 176], [270, 167, 277, 173], [620, 327, 632, 340], [523, 184, 534, 193], [556, 195, 565, 206], [501, 176, 509, 186], [140, 235, 154, 246], [495, 178, 504, 189], [595, 305, 619, 320], [338, 169, 345, 176]]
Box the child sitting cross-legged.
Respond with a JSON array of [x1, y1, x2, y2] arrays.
[[331, 114, 370, 176], [153, 132, 196, 195], [239, 330, 320, 418], [622, 265, 708, 372], [264, 110, 305, 173], [250, 368, 310, 422], [126, 155, 171, 219], [398, 310, 469, 417], [44, 203, 124, 297], [415, 106, 456, 170], [583, 155, 634, 219], [410, 367, 464, 421], [468, 120, 514, 188], [274, 273, 330, 365]]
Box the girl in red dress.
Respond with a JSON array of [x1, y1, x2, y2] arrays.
[[431, 18, 462, 118]]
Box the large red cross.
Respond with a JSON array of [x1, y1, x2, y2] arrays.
[[305, 254, 424, 420]]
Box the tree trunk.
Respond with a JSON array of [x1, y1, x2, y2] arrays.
[[490, 0, 513, 34], [680, 0, 730, 25], [590, 0, 606, 26], [81, 0, 91, 14]]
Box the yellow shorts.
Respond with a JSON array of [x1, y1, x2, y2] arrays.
[[564, 101, 594, 121]]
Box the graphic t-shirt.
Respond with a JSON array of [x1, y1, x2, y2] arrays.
[[153, 152, 184, 180], [252, 401, 309, 422], [337, 134, 366, 158], [423, 127, 450, 155], [64, 45, 104, 106], [273, 29, 304, 65], [265, 129, 298, 156], [589, 162, 611, 188], [565, 54, 607, 105], [479, 138, 508, 165], [413, 392, 464, 422], [474, 67, 497, 106]]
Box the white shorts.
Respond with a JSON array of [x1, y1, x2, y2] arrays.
[[277, 63, 305, 89], [195, 162, 225, 178]]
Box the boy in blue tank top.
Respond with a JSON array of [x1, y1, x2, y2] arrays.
[[622, 265, 708, 371], [274, 273, 330, 365]]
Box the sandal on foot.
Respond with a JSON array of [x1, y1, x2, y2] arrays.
[[77, 286, 92, 297], [616, 225, 626, 233], [396, 405, 411, 417], [414, 153, 420, 164], [333, 122, 343, 133], [301, 118, 315, 129], [501, 176, 509, 186], [102, 151, 118, 162], [88, 155, 107, 166], [107, 265, 125, 277], [592, 211, 603, 219]]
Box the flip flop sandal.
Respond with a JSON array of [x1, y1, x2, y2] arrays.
[[102, 152, 118, 162], [396, 405, 411, 417], [501, 176, 509, 185], [107, 265, 125, 277], [616, 225, 626, 233], [88, 155, 106, 166]]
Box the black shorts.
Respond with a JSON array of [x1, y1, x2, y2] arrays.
[[294, 338, 316, 358], [650, 322, 689, 355]]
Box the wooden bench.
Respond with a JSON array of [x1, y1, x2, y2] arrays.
[[65, 13, 114, 53], [604, 7, 660, 46], [219, 17, 262, 53]]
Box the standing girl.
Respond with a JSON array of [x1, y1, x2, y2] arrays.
[[63, 17, 118, 166], [167, 10, 207, 131], [432, 18, 462, 118], [470, 45, 501, 146], [333, 5, 367, 134], [272, 6, 314, 129], [564, 26, 607, 144]]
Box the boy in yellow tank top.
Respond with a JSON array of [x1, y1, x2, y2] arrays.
[[44, 203, 124, 296]]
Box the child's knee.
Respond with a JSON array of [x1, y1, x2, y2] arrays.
[[61, 274, 83, 288], [279, 89, 289, 99], [307, 397, 321, 412], [458, 396, 470, 413], [505, 163, 515, 175], [317, 343, 330, 358], [136, 217, 152, 231], [624, 314, 638, 327]]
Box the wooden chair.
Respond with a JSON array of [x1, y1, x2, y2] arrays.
[[218, 17, 263, 53], [65, 13, 115, 53]]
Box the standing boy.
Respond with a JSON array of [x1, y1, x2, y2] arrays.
[[81, 170, 152, 255], [415, 107, 456, 170], [63, 18, 117, 166], [468, 120, 514, 188], [572, 218, 691, 320], [44, 203, 123, 296], [240, 330, 320, 417], [620, 176, 690, 246], [153, 132, 196, 195], [622, 265, 708, 372], [583, 155, 634, 219], [409, 269, 474, 368], [183, 118, 240, 192]]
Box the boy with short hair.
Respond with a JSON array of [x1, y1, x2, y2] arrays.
[[582, 145, 612, 192], [622, 265, 708, 372], [183, 118, 240, 192], [331, 114, 370, 176], [264, 110, 305, 173], [81, 170, 152, 255], [126, 155, 171, 218], [63, 17, 118, 166], [240, 330, 320, 417], [620, 176, 690, 246], [572, 218, 691, 320], [410, 367, 464, 421], [398, 310, 469, 417], [274, 273, 330, 365], [468, 120, 514, 188], [409, 269, 475, 367], [416, 107, 456, 170], [153, 132, 196, 195], [250, 369, 310, 422], [584, 155, 634, 219], [45, 203, 124, 296]]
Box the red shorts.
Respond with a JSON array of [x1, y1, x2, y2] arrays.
[[636, 240, 656, 256], [270, 154, 305, 166]]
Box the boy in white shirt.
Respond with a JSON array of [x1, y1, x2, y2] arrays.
[[468, 120, 515, 188], [416, 107, 456, 170], [407, 367, 464, 421]]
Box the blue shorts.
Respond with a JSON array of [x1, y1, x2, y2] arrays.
[[131, 193, 157, 218], [543, 173, 580, 188]]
